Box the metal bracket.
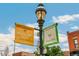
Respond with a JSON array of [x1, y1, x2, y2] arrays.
[[34, 28, 39, 31]]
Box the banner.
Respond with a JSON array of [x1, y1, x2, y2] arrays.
[[15, 23, 34, 46], [43, 23, 59, 47]]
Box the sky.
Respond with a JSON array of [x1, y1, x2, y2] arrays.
[[0, 3, 79, 55]]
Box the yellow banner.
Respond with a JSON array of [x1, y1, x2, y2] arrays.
[[15, 23, 34, 46]]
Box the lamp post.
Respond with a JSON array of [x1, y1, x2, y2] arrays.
[[35, 3, 47, 55]]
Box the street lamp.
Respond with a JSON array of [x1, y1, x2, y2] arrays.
[[35, 3, 47, 55]]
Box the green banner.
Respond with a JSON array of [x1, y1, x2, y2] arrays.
[[43, 23, 59, 47]]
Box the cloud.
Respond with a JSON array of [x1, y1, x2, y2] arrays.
[[0, 33, 13, 49], [70, 26, 79, 30], [59, 33, 67, 42], [0, 33, 14, 56], [60, 41, 69, 51], [59, 33, 69, 51], [25, 23, 39, 29], [53, 14, 79, 24], [0, 27, 15, 55]]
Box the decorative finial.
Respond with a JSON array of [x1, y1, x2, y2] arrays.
[[40, 0, 42, 3]]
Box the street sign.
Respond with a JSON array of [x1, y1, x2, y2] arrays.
[[43, 23, 59, 47], [15, 23, 34, 46]]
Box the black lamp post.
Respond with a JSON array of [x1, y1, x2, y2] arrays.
[[35, 3, 47, 55]]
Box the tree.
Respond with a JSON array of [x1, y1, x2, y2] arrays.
[[34, 47, 40, 56], [45, 46, 64, 56], [34, 46, 64, 56], [34, 50, 40, 56]]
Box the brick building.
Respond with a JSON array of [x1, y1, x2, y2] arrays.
[[64, 51, 70, 56], [67, 30, 79, 56], [13, 51, 34, 56]]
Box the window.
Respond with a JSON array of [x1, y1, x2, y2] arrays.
[[73, 38, 78, 48]]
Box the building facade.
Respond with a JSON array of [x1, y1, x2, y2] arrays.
[[12, 51, 34, 56], [64, 51, 70, 56], [67, 30, 79, 56]]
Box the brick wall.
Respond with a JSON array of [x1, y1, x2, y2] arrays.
[[67, 30, 79, 52]]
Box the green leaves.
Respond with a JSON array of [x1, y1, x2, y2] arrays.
[[45, 46, 64, 56], [34, 46, 64, 56]]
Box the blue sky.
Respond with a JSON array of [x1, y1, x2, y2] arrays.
[[0, 3, 79, 33], [0, 3, 79, 54]]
